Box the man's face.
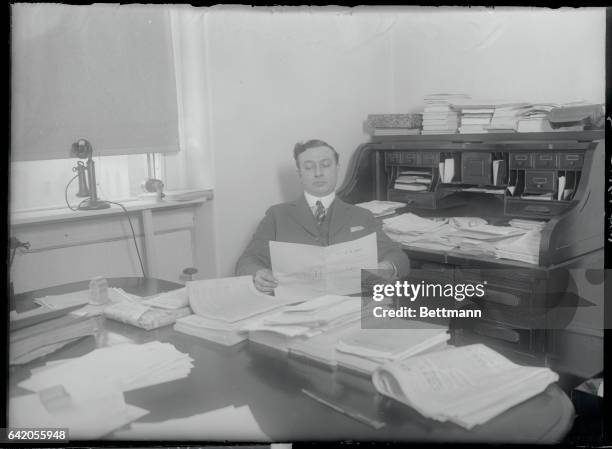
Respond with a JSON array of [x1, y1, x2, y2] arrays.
[[297, 145, 339, 197]]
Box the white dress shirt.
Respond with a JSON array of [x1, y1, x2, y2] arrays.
[[304, 191, 335, 216]]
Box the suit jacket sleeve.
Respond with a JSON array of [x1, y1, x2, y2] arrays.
[[366, 212, 411, 278], [235, 207, 276, 277]]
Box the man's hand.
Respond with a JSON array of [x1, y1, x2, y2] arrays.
[[377, 260, 398, 281], [253, 269, 278, 295]]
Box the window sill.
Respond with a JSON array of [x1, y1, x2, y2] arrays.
[[10, 189, 214, 227]]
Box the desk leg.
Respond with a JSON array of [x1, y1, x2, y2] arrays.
[[141, 209, 158, 278]]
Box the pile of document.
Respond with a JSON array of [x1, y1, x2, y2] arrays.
[[163, 189, 210, 202], [288, 319, 361, 367], [508, 218, 548, 231], [10, 381, 148, 440], [487, 103, 531, 132], [245, 295, 362, 352], [18, 341, 194, 393], [355, 200, 406, 217], [372, 343, 559, 429], [516, 104, 557, 132], [382, 213, 453, 251], [113, 404, 269, 441], [174, 276, 301, 346], [10, 311, 99, 365], [494, 230, 542, 265], [335, 324, 450, 375], [458, 104, 495, 134], [104, 287, 191, 330], [421, 93, 468, 134], [393, 170, 432, 192]]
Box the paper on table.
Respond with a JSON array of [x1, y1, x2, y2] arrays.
[[112, 405, 270, 441], [270, 233, 377, 298], [9, 382, 149, 440], [443, 158, 455, 183], [187, 276, 303, 323], [18, 341, 193, 394]]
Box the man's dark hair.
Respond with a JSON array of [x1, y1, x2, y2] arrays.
[[293, 139, 339, 167]]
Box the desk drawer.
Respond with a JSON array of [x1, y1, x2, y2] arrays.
[[534, 153, 557, 169], [505, 198, 569, 219], [388, 190, 436, 209], [451, 327, 546, 366], [451, 319, 546, 357], [524, 170, 556, 193], [510, 153, 533, 168], [559, 153, 584, 169]]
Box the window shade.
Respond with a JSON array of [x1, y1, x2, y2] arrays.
[[11, 4, 180, 161]]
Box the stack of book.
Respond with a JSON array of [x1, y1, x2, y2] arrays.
[[364, 114, 422, 136], [393, 170, 432, 192], [458, 103, 495, 134], [10, 309, 99, 365], [421, 94, 468, 134], [355, 200, 406, 218], [372, 344, 559, 429], [174, 276, 302, 346], [335, 324, 449, 375], [245, 295, 362, 353]]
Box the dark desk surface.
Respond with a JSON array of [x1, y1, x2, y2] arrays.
[[10, 277, 575, 443]]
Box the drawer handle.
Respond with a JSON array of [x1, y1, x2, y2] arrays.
[[566, 155, 579, 161], [539, 155, 553, 161], [405, 199, 414, 204], [532, 177, 547, 184], [484, 289, 521, 306], [474, 324, 521, 343], [524, 205, 550, 214], [515, 155, 527, 161]]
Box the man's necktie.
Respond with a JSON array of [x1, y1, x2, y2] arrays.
[[315, 200, 326, 225]]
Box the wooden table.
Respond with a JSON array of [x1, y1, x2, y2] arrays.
[[9, 277, 576, 443]]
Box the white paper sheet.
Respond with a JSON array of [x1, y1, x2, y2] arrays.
[[187, 276, 302, 323], [112, 405, 270, 441], [270, 232, 377, 298]]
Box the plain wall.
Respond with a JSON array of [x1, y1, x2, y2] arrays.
[[206, 8, 397, 276], [204, 7, 605, 277]]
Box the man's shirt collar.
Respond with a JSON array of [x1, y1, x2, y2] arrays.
[[304, 191, 335, 212]]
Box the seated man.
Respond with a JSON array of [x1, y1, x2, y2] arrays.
[[236, 139, 410, 294]]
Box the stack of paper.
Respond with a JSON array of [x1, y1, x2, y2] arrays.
[[10, 382, 148, 440], [494, 230, 542, 265], [113, 405, 269, 441], [372, 344, 558, 429], [487, 103, 531, 132], [459, 107, 495, 134], [163, 189, 210, 202], [355, 200, 406, 217], [335, 324, 450, 375], [394, 170, 432, 192], [508, 219, 548, 231], [245, 295, 362, 352], [174, 276, 302, 346], [103, 287, 191, 330], [288, 319, 361, 367], [421, 93, 469, 134], [18, 341, 194, 393], [516, 104, 557, 132], [10, 312, 99, 365]]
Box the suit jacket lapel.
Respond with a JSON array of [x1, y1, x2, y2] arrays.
[[329, 198, 351, 238], [288, 194, 320, 237]]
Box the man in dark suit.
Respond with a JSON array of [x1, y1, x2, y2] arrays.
[[236, 139, 410, 294]]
